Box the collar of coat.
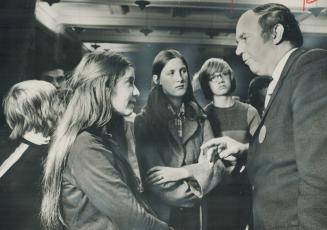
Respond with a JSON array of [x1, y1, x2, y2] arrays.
[[83, 113, 127, 152], [140, 86, 207, 148], [253, 48, 307, 138]]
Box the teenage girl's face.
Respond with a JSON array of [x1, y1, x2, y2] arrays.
[[111, 67, 140, 116], [158, 58, 188, 98], [208, 70, 232, 96]]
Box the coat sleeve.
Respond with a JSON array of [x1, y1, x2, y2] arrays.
[[134, 116, 200, 208], [69, 136, 169, 230], [181, 119, 226, 196], [291, 54, 327, 229]]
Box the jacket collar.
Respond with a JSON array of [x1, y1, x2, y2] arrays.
[[256, 48, 306, 134], [84, 113, 125, 145], [167, 103, 202, 146], [143, 85, 205, 147], [182, 118, 199, 144]]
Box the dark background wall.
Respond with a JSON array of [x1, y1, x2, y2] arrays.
[[0, 0, 83, 125]]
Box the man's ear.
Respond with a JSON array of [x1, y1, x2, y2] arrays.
[[272, 24, 284, 45], [152, 75, 159, 85]]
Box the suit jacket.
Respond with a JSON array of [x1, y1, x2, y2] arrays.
[[247, 49, 327, 230], [61, 116, 169, 230]]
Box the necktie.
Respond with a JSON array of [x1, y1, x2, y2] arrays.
[[264, 79, 276, 108]]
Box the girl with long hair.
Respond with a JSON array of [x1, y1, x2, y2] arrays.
[[135, 49, 226, 230], [41, 51, 170, 230]]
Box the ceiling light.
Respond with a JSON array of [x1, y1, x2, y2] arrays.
[[91, 43, 100, 50], [140, 28, 153, 36], [135, 0, 150, 10], [42, 0, 60, 6]]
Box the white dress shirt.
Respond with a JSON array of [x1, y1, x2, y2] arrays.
[[264, 48, 298, 108]]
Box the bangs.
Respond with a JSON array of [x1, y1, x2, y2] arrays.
[[205, 59, 232, 77]]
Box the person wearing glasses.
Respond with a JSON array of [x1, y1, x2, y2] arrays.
[[197, 58, 260, 230]]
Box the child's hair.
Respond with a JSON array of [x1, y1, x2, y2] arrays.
[[198, 58, 235, 100], [3, 80, 57, 139]]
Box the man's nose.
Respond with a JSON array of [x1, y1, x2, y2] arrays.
[[235, 42, 243, 56], [133, 85, 140, 97]]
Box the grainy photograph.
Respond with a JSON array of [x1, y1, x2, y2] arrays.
[[1, 0, 327, 229]]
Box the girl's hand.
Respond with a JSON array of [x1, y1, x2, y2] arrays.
[[146, 166, 190, 185], [198, 145, 217, 163]]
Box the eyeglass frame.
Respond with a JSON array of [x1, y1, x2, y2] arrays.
[[208, 71, 231, 82]]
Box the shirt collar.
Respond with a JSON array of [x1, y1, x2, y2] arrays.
[[168, 103, 185, 118], [23, 131, 50, 145], [271, 48, 298, 82], [266, 48, 298, 96]]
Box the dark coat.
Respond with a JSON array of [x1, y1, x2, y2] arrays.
[[61, 115, 169, 230], [0, 131, 47, 230], [248, 49, 327, 230], [135, 87, 221, 230]]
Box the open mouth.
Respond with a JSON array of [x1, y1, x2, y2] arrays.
[[176, 85, 185, 89]]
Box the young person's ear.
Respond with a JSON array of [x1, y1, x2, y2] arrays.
[[272, 23, 284, 45], [152, 75, 160, 85]]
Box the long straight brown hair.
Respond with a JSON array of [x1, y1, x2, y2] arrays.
[[41, 51, 132, 230]]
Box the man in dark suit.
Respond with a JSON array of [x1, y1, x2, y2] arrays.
[[201, 3, 327, 229]]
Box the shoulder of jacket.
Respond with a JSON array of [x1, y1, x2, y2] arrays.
[[294, 48, 327, 68], [72, 131, 108, 153]]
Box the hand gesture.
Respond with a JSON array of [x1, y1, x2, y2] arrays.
[[201, 136, 248, 160], [146, 166, 190, 185], [198, 145, 217, 163]]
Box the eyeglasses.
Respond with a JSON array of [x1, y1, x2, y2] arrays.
[[208, 72, 230, 82]]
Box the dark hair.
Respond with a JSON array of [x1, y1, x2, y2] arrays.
[[253, 3, 303, 47], [198, 58, 235, 100], [152, 49, 194, 104]]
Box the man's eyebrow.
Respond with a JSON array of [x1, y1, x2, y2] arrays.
[[239, 32, 246, 38], [236, 32, 243, 41], [126, 75, 135, 81], [236, 31, 248, 43]]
